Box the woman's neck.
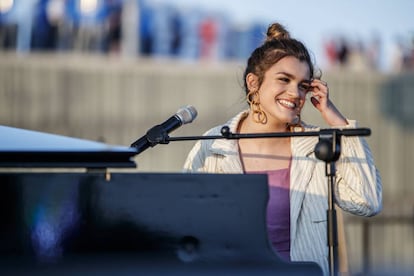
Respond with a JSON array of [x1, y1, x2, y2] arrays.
[[237, 113, 292, 172], [239, 113, 290, 134]]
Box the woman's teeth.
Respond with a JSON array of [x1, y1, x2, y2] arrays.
[[278, 99, 296, 109]]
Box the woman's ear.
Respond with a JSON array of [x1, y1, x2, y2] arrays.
[[246, 73, 259, 92]]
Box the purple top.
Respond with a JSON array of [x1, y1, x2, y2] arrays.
[[249, 167, 291, 262]]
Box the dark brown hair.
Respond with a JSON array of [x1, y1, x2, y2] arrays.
[[243, 23, 314, 96]]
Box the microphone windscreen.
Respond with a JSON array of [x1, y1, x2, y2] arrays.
[[177, 105, 198, 124]]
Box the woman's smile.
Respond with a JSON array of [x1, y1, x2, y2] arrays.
[[277, 98, 297, 110]]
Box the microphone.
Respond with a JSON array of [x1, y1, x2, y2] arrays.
[[130, 105, 197, 154]]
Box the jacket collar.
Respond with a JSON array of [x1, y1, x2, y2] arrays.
[[209, 110, 248, 173]]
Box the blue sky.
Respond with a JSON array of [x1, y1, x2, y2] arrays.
[[159, 0, 414, 70]]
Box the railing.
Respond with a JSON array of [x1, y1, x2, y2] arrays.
[[345, 206, 414, 275]]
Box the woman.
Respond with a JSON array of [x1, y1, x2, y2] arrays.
[[183, 23, 382, 275]]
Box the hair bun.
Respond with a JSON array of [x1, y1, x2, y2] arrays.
[[266, 23, 291, 42]]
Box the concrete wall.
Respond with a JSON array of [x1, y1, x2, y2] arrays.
[[1, 53, 413, 275]]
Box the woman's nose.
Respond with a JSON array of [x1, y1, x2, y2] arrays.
[[287, 84, 300, 97]]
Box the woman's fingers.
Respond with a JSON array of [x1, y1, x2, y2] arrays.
[[309, 79, 329, 110]]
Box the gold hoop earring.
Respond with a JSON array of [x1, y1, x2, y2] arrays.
[[247, 90, 267, 124]]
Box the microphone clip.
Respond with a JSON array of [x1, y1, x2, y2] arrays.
[[220, 126, 234, 138], [146, 125, 170, 146], [314, 129, 341, 163]]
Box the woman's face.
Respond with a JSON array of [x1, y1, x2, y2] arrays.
[[256, 56, 311, 126]]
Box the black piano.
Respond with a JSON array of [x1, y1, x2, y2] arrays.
[[0, 125, 321, 275]]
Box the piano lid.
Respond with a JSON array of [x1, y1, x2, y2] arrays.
[[0, 125, 137, 168]]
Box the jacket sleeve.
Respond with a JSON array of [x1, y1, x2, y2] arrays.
[[182, 127, 219, 173], [334, 120, 383, 216]]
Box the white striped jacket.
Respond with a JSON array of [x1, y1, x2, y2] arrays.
[[183, 110, 382, 275]]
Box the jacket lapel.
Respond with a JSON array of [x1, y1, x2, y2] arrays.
[[290, 133, 318, 241]]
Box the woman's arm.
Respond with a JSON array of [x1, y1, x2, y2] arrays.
[[334, 120, 383, 216]]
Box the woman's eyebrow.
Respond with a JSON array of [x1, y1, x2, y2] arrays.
[[276, 72, 311, 83], [276, 71, 295, 78]]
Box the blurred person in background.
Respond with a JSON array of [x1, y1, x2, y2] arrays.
[[199, 15, 217, 60], [183, 22, 382, 276], [31, 0, 59, 50], [0, 0, 38, 53], [0, 0, 18, 49], [62, 0, 118, 53], [390, 35, 409, 72], [102, 0, 122, 54]]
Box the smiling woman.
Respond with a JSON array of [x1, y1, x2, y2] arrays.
[[182, 22, 382, 276]]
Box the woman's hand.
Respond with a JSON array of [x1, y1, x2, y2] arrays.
[[309, 79, 348, 127]]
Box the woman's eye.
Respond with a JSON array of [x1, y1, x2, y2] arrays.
[[299, 83, 310, 91], [279, 78, 289, 83]]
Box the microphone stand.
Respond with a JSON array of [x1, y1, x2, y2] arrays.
[[147, 126, 371, 276], [313, 129, 341, 276]]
